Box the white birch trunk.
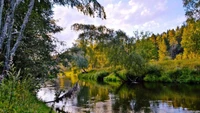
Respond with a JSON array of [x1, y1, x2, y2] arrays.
[[0, 0, 4, 30], [4, 20, 15, 75], [10, 0, 35, 65], [0, 0, 22, 53], [1, 0, 34, 79]]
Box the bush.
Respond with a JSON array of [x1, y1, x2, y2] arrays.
[[159, 73, 172, 83], [0, 67, 52, 112], [104, 72, 121, 82], [117, 70, 128, 80], [78, 70, 109, 82], [144, 74, 160, 82], [146, 64, 162, 77]]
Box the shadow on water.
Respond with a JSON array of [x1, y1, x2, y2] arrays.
[[37, 77, 200, 113]]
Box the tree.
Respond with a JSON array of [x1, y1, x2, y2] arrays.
[[158, 34, 168, 60], [72, 23, 113, 68], [168, 29, 178, 59], [183, 0, 200, 20], [0, 0, 106, 80], [181, 20, 200, 59]]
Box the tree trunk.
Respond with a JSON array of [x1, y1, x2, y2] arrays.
[[1, 0, 34, 80], [0, 0, 4, 30], [3, 20, 15, 75], [0, 0, 22, 54], [10, 0, 35, 57]]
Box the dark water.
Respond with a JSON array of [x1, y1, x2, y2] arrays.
[[37, 77, 200, 113]]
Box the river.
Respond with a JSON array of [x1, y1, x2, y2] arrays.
[[37, 76, 200, 113]]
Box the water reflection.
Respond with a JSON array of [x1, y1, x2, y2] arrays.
[[37, 77, 200, 113]]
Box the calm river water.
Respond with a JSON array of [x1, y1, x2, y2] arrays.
[[37, 76, 200, 113]]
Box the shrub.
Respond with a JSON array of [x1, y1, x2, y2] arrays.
[[146, 64, 162, 77], [159, 73, 172, 83], [78, 70, 109, 82], [104, 72, 121, 82], [144, 74, 160, 82], [0, 67, 52, 112]]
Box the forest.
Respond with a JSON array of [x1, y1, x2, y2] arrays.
[[0, 0, 199, 112], [62, 19, 200, 84]]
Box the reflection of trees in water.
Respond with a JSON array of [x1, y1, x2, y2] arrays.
[[112, 83, 151, 113], [42, 79, 200, 112], [111, 83, 200, 112]]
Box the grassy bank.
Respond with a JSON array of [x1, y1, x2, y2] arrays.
[[0, 69, 53, 112], [78, 59, 200, 84], [145, 59, 200, 83], [78, 69, 127, 83]]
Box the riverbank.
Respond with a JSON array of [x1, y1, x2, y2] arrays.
[[78, 59, 200, 84], [0, 72, 54, 112]]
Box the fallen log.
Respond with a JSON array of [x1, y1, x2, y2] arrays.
[[45, 81, 79, 103]]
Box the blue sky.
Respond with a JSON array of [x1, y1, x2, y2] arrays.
[[53, 0, 186, 50]]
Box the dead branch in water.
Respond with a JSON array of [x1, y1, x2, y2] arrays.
[[45, 81, 79, 103]]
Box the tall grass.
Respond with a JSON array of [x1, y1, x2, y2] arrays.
[[144, 61, 200, 83], [0, 67, 53, 112]]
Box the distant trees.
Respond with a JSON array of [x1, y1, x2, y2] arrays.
[[68, 21, 200, 75], [70, 24, 149, 77], [181, 0, 200, 59], [181, 20, 200, 59]]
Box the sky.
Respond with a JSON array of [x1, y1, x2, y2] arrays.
[[53, 0, 186, 50]]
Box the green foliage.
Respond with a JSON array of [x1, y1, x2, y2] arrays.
[[183, 0, 200, 20], [123, 52, 146, 77], [78, 70, 109, 82], [143, 65, 162, 82], [144, 74, 160, 82], [146, 64, 162, 76], [0, 67, 52, 113], [159, 73, 173, 82], [104, 72, 121, 82], [74, 56, 88, 70], [181, 20, 200, 59], [143, 63, 200, 83], [135, 38, 158, 60]]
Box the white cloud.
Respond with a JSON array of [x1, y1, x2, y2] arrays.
[[52, 0, 186, 49]]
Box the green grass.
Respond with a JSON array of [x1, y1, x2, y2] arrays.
[[78, 68, 130, 83], [144, 60, 200, 83], [0, 68, 54, 113], [104, 72, 121, 82], [78, 70, 109, 82], [150, 59, 200, 70]]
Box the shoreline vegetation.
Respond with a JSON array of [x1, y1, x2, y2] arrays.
[[0, 68, 54, 113], [78, 59, 200, 84]]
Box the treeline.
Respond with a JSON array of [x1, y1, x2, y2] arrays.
[[64, 20, 200, 83]]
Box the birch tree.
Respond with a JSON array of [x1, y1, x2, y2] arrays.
[[0, 0, 106, 80]]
